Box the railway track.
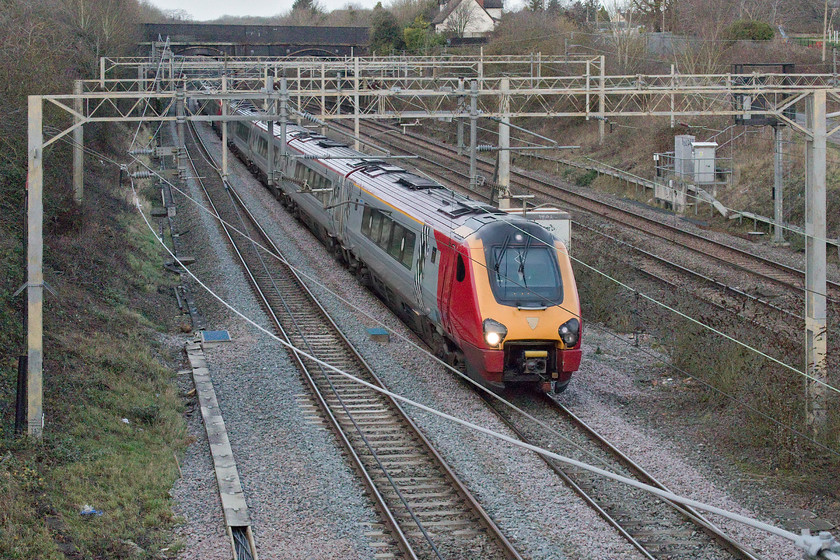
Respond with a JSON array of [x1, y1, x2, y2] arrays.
[[349, 120, 840, 304], [480, 391, 762, 560], [184, 122, 523, 560]]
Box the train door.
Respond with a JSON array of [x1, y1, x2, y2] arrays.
[[436, 232, 457, 333], [413, 224, 437, 318]]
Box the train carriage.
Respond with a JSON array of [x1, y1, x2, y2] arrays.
[[217, 99, 582, 393]]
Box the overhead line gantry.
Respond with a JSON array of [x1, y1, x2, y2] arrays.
[[24, 52, 833, 439]]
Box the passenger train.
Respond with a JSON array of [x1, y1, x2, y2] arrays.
[[210, 100, 582, 393]]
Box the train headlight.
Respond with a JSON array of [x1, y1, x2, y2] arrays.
[[558, 318, 580, 347], [483, 319, 508, 347]]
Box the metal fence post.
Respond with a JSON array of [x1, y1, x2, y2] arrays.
[[26, 96, 44, 438]]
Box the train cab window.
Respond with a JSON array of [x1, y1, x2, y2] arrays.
[[431, 247, 437, 263], [362, 207, 372, 236], [378, 219, 393, 250], [370, 210, 383, 243], [456, 255, 466, 282]]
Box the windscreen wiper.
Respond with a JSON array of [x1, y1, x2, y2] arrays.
[[518, 235, 533, 287], [494, 234, 511, 278]]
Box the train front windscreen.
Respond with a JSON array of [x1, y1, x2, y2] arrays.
[[485, 240, 563, 308]]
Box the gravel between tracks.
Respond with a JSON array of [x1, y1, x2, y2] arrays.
[[170, 122, 379, 560], [171, 121, 827, 559]]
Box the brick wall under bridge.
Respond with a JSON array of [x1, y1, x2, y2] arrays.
[[140, 23, 370, 57]]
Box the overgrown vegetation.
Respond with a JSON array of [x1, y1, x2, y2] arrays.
[[0, 1, 190, 557], [573, 228, 838, 481]]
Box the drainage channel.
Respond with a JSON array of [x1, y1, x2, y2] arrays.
[[185, 337, 258, 560], [148, 124, 258, 560]]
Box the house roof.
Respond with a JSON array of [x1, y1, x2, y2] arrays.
[[432, 0, 463, 25]]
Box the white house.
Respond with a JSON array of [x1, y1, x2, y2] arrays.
[[432, 0, 502, 38]]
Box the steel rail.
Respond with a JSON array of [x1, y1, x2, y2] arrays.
[[184, 123, 418, 559], [477, 390, 763, 560], [548, 397, 763, 560], [185, 121, 523, 560]]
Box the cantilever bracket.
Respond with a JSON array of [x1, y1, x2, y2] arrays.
[[14, 282, 57, 298]]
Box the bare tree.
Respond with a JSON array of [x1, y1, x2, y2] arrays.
[[443, 0, 477, 37], [630, 0, 675, 32], [603, 0, 647, 72], [162, 9, 193, 21], [281, 0, 327, 25]]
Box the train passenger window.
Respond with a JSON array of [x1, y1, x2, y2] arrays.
[[388, 224, 404, 260], [361, 207, 372, 236], [370, 211, 383, 244], [378, 220, 393, 252], [456, 255, 466, 282], [359, 207, 415, 270], [401, 230, 416, 268]]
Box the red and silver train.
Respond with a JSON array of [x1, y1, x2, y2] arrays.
[[214, 101, 582, 393]]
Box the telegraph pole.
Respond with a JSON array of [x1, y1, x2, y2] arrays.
[[598, 55, 606, 144], [353, 57, 360, 151], [457, 78, 465, 156], [266, 75, 276, 193], [221, 75, 228, 180], [280, 77, 288, 177]]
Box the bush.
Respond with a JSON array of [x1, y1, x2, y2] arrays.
[[725, 20, 774, 41], [576, 169, 598, 187]]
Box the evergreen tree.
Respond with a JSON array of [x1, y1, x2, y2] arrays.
[[404, 16, 445, 53], [370, 5, 406, 54]]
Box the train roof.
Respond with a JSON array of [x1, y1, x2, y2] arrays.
[[238, 103, 533, 240]]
